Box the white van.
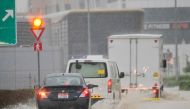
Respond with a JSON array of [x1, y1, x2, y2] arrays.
[[66, 55, 124, 103]]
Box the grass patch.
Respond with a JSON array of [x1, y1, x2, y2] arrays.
[[179, 75, 190, 90], [0, 89, 34, 108], [179, 80, 190, 90], [164, 75, 190, 91], [164, 76, 179, 87]]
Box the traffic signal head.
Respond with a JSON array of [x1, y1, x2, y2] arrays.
[[32, 17, 44, 29]]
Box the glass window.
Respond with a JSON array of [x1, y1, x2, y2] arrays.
[[109, 62, 116, 78], [45, 76, 83, 86], [113, 63, 120, 78], [69, 62, 107, 78]]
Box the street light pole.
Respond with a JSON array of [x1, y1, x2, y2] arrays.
[[87, 0, 91, 55], [174, 0, 179, 80]]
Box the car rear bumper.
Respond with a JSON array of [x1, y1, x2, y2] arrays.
[[37, 98, 90, 109]]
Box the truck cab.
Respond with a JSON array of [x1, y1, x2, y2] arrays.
[[66, 55, 124, 103]]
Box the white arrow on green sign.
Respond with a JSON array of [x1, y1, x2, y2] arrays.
[[0, 0, 16, 45]]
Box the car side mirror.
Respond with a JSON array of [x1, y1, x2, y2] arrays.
[[119, 72, 125, 78], [76, 60, 82, 69], [87, 84, 98, 89]]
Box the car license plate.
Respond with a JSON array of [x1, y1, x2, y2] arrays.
[[58, 93, 69, 99]]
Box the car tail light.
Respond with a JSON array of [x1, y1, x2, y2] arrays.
[[152, 89, 157, 94], [80, 88, 90, 97], [152, 83, 159, 98], [37, 89, 50, 100], [108, 79, 112, 93]]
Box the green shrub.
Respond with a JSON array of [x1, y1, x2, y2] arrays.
[[164, 75, 190, 89], [179, 75, 190, 80], [183, 63, 190, 73], [164, 76, 179, 87], [179, 80, 190, 90], [179, 75, 190, 90]]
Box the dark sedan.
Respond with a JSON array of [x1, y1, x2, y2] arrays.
[[35, 73, 92, 109]]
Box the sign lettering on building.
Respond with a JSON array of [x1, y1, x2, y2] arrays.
[[144, 22, 190, 30]]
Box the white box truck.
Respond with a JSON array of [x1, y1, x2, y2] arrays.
[[108, 34, 165, 97]]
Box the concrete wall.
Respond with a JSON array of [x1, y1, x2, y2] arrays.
[[0, 18, 65, 90], [0, 47, 63, 90]]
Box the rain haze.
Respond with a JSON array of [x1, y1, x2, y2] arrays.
[[0, 0, 190, 109]]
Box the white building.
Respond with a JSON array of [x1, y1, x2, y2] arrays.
[[106, 0, 190, 9], [15, 0, 190, 14], [16, 0, 29, 14], [28, 0, 107, 14]]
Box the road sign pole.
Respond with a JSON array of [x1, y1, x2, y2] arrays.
[[174, 0, 179, 81], [33, 42, 43, 87], [37, 50, 40, 87], [31, 17, 45, 87]]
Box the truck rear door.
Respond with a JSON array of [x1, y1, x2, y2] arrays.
[[129, 39, 138, 87], [136, 38, 161, 89]]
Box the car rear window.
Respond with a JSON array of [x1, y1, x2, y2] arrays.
[[69, 62, 108, 78], [45, 76, 83, 86]]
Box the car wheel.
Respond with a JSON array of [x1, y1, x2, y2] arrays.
[[88, 98, 92, 109], [160, 85, 164, 97], [37, 106, 44, 109], [80, 106, 88, 109]]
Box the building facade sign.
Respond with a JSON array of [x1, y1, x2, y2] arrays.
[[144, 22, 189, 30]]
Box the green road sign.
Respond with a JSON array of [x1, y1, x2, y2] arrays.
[[0, 0, 16, 45]]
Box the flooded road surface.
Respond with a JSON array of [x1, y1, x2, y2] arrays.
[[117, 87, 190, 109], [3, 87, 190, 109], [2, 99, 36, 109]]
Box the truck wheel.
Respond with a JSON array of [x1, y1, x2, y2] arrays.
[[113, 92, 116, 100], [160, 85, 164, 97], [119, 91, 122, 100]]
